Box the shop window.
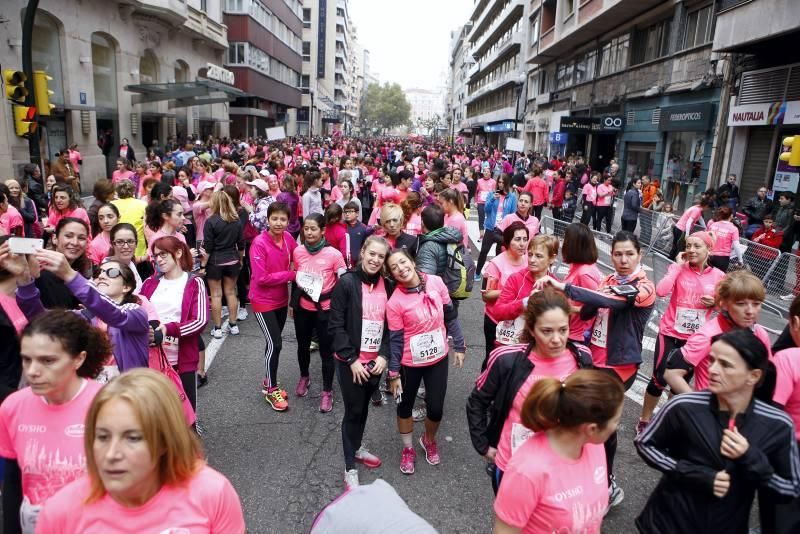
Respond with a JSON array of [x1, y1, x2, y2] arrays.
[[664, 131, 705, 185], [683, 4, 714, 49], [32, 12, 64, 106], [625, 143, 656, 180], [91, 33, 117, 109]]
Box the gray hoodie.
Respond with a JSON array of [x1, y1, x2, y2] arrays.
[[415, 226, 464, 276]]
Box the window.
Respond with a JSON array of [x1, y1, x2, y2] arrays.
[[31, 12, 64, 105], [302, 41, 311, 61], [539, 70, 549, 94], [227, 42, 246, 64], [303, 8, 311, 28], [530, 12, 540, 46], [91, 33, 117, 109], [224, 0, 244, 11], [574, 50, 596, 84], [598, 34, 630, 77], [684, 4, 714, 49], [555, 62, 574, 90], [632, 19, 671, 65], [564, 0, 576, 20], [300, 74, 310, 93], [200, 0, 207, 12]]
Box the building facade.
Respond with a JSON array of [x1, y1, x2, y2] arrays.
[[406, 87, 445, 136], [446, 24, 473, 144], [222, 0, 304, 139], [0, 0, 230, 186]]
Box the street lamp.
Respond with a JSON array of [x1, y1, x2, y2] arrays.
[[309, 90, 314, 138]]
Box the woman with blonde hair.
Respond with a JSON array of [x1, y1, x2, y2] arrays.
[[202, 190, 244, 339], [35, 369, 245, 532], [377, 203, 416, 251]]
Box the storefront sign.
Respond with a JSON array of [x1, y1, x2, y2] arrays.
[[784, 101, 800, 125], [728, 102, 784, 126], [559, 116, 623, 133], [659, 103, 713, 131], [484, 121, 515, 133], [775, 136, 800, 193], [203, 64, 235, 85], [549, 132, 568, 144]]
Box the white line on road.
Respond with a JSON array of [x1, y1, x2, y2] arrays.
[[204, 330, 228, 372]]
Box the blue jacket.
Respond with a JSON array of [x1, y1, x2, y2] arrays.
[[483, 193, 517, 232], [622, 189, 641, 222]]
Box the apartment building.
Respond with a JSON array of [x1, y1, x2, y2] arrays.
[[0, 0, 230, 183], [526, 0, 723, 210], [446, 24, 473, 144], [407, 87, 446, 136], [223, 0, 304, 139]]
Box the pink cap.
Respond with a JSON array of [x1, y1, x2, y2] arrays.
[[689, 230, 716, 249]]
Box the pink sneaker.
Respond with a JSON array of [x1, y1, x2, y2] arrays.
[[355, 446, 382, 469], [400, 446, 416, 475], [320, 390, 333, 413], [419, 435, 441, 466], [296, 376, 311, 397]]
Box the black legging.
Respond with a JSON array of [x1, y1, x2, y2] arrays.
[[709, 255, 730, 272], [179, 370, 197, 412], [621, 219, 637, 232], [476, 230, 502, 276], [596, 367, 637, 484], [236, 242, 251, 305], [580, 203, 594, 226], [594, 206, 612, 233], [669, 225, 685, 260], [254, 307, 288, 389], [533, 204, 544, 219], [396, 356, 449, 422], [295, 307, 335, 392], [482, 314, 497, 371], [337, 360, 380, 470]]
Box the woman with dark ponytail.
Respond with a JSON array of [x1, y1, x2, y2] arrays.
[[493, 369, 624, 533], [636, 328, 800, 534]]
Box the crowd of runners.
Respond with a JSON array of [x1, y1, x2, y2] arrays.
[[0, 136, 798, 533]]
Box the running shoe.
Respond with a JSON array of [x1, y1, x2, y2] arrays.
[[320, 390, 333, 413], [310, 340, 319, 352], [261, 380, 288, 399], [371, 388, 386, 406], [780, 293, 796, 301], [636, 419, 649, 437], [608, 475, 624, 508], [221, 305, 229, 317], [473, 273, 482, 282], [237, 307, 249, 321], [296, 376, 311, 397], [400, 447, 416, 474], [264, 388, 288, 411], [197, 373, 208, 388], [228, 323, 240, 335], [210, 327, 223, 339], [355, 446, 382, 468], [417, 384, 426, 399], [412, 405, 427, 422], [419, 435, 441, 466], [344, 469, 360, 490]]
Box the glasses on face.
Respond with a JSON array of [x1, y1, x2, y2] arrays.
[[113, 239, 136, 248], [155, 251, 172, 260], [97, 267, 123, 279], [344, 209, 357, 214]]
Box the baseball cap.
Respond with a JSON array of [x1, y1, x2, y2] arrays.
[[246, 178, 269, 193]]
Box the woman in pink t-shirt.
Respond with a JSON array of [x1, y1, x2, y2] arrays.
[[475, 169, 497, 241], [46, 184, 91, 238], [481, 222, 529, 368], [497, 191, 539, 239], [292, 213, 347, 413], [35, 369, 245, 534], [669, 195, 710, 260], [386, 250, 466, 475], [87, 203, 120, 265], [774, 297, 800, 443], [144, 199, 187, 258], [560, 223, 602, 344], [368, 169, 397, 226], [330, 236, 392, 490], [467, 289, 586, 494], [0, 311, 107, 533], [440, 189, 469, 248], [580, 173, 599, 226], [494, 370, 624, 533], [593, 175, 617, 233], [707, 206, 740, 272]]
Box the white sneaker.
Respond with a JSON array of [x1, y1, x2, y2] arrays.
[[211, 327, 223, 339], [344, 469, 359, 490], [412, 405, 427, 422], [221, 306, 229, 318], [237, 307, 248, 321], [417, 385, 426, 400], [228, 324, 240, 335]]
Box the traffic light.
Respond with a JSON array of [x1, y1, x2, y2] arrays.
[[33, 71, 54, 116], [4, 70, 28, 104], [13, 106, 37, 138], [780, 136, 800, 167]]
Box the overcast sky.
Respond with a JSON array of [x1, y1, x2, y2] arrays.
[[348, 0, 474, 91]]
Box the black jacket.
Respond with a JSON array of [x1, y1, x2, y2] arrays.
[[635, 391, 800, 533], [26, 174, 48, 216], [465, 341, 593, 456], [328, 270, 394, 365], [0, 305, 21, 404]]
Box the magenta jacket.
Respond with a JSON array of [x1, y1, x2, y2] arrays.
[[140, 274, 208, 374]]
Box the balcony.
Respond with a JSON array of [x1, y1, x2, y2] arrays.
[[470, 33, 522, 83], [118, 0, 187, 25], [184, 4, 228, 50], [469, 0, 524, 48], [467, 105, 517, 127], [530, 0, 663, 64], [470, 0, 524, 58], [714, 0, 800, 52], [466, 70, 520, 105]]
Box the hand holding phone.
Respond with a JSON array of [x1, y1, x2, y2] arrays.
[[8, 237, 44, 255]]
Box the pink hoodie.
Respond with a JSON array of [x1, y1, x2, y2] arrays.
[[248, 231, 298, 312]]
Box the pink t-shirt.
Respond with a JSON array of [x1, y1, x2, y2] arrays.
[[774, 348, 800, 441], [494, 432, 608, 534], [386, 274, 451, 368], [292, 246, 346, 312], [484, 252, 527, 323], [707, 220, 739, 257], [111, 169, 134, 184], [582, 183, 597, 204], [476, 177, 496, 204], [35, 465, 246, 534], [656, 263, 725, 340], [0, 380, 103, 529], [682, 316, 772, 391], [47, 206, 91, 235], [676, 205, 704, 233], [595, 183, 614, 207], [497, 213, 539, 239], [0, 205, 25, 236], [358, 277, 389, 364], [444, 211, 469, 247], [87, 232, 111, 265], [405, 212, 423, 236], [564, 263, 603, 342], [525, 177, 548, 206], [495, 351, 579, 471], [451, 181, 468, 201], [0, 292, 27, 334]]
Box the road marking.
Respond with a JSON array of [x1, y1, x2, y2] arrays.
[[204, 330, 228, 372]]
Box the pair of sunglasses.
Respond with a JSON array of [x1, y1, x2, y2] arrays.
[[93, 266, 123, 279]]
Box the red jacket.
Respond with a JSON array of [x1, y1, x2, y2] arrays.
[[751, 227, 783, 258], [493, 270, 540, 321], [551, 179, 566, 208]]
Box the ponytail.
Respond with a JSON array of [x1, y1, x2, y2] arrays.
[[520, 370, 624, 432]]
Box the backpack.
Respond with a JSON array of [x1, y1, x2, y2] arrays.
[[442, 242, 476, 299]]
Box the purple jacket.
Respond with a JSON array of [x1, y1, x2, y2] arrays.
[[140, 274, 208, 374], [277, 191, 301, 234], [16, 276, 150, 371]]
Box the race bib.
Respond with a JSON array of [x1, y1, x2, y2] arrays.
[[511, 423, 534, 454], [409, 329, 446, 365], [480, 190, 490, 202], [296, 272, 324, 302], [20, 496, 42, 534], [95, 364, 120, 384], [675, 306, 705, 335], [496, 317, 525, 346], [360, 319, 384, 353], [163, 335, 180, 365], [591, 309, 609, 348], [496, 211, 504, 225]]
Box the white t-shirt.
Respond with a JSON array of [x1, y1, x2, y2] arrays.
[[149, 272, 189, 365]]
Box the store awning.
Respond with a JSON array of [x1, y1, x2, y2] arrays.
[[125, 79, 246, 108]]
